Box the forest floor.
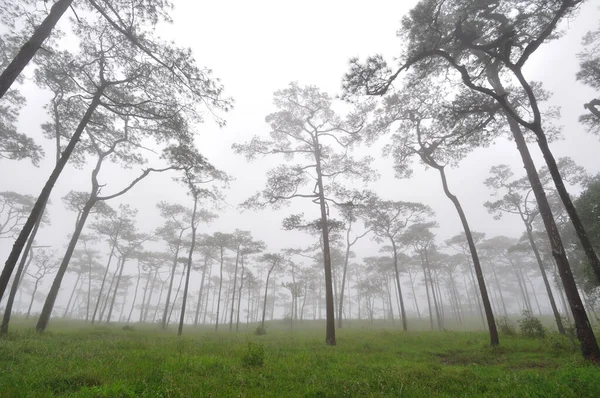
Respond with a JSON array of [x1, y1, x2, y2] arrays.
[[1, 319, 599, 397]]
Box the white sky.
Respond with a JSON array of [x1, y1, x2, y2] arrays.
[[1, 0, 600, 315]]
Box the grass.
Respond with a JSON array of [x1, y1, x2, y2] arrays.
[[1, 319, 599, 397]]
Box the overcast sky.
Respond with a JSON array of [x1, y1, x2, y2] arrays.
[[1, 0, 600, 314]]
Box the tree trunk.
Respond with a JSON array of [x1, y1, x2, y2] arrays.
[[337, 228, 352, 328], [161, 231, 183, 328], [215, 247, 224, 331], [424, 250, 443, 331], [434, 164, 498, 345], [36, 196, 97, 332], [261, 266, 275, 328], [92, 239, 116, 324], [1, 248, 34, 333], [127, 262, 143, 324], [63, 273, 81, 318], [391, 240, 407, 331], [178, 195, 198, 336], [236, 265, 244, 332], [0, 89, 103, 303], [106, 256, 126, 323], [139, 271, 151, 323], [525, 225, 565, 334], [26, 280, 40, 319], [314, 140, 336, 345], [194, 256, 209, 327], [0, 0, 73, 99], [488, 71, 599, 361], [229, 249, 240, 331]]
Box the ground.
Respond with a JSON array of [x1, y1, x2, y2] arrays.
[[1, 319, 599, 397]]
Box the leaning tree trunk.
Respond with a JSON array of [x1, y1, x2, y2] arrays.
[[391, 241, 407, 331], [432, 163, 498, 345], [337, 231, 351, 329], [525, 223, 565, 334], [489, 70, 599, 361], [261, 265, 275, 329], [194, 256, 209, 327], [0, 0, 73, 99], [0, 90, 103, 302], [106, 256, 127, 323], [92, 228, 119, 324], [36, 196, 97, 332], [178, 194, 198, 336]]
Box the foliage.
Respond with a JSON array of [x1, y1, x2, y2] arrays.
[[254, 325, 267, 336], [518, 311, 546, 339], [241, 342, 265, 368], [496, 317, 517, 337]]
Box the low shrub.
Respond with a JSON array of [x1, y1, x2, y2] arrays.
[[518, 310, 546, 338], [241, 342, 265, 368]]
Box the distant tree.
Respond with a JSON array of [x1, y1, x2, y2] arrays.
[[0, 191, 37, 239], [402, 222, 443, 331], [258, 253, 285, 330], [206, 232, 235, 331], [172, 148, 223, 335], [362, 194, 432, 331], [23, 249, 58, 320], [233, 82, 374, 345]]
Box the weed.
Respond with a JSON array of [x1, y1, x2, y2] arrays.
[[241, 342, 265, 368], [496, 316, 517, 336]]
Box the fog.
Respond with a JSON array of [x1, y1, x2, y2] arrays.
[[1, 0, 599, 334]]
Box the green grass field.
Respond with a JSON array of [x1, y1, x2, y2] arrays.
[[1, 319, 599, 397]]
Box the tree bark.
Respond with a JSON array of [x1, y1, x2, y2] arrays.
[[391, 240, 407, 331], [106, 256, 126, 323]]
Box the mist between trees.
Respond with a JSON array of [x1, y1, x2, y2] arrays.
[[1, 0, 600, 365]]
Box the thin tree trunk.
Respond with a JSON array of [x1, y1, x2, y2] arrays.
[[106, 256, 126, 323], [92, 240, 116, 324], [161, 231, 183, 328], [236, 265, 244, 332], [1, 249, 34, 333], [26, 280, 40, 319], [433, 164, 498, 344], [143, 269, 157, 323], [139, 271, 151, 323], [194, 256, 209, 327], [215, 248, 224, 331], [63, 273, 81, 318], [261, 266, 275, 328], [178, 195, 198, 336], [392, 240, 407, 331], [229, 249, 240, 331]]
